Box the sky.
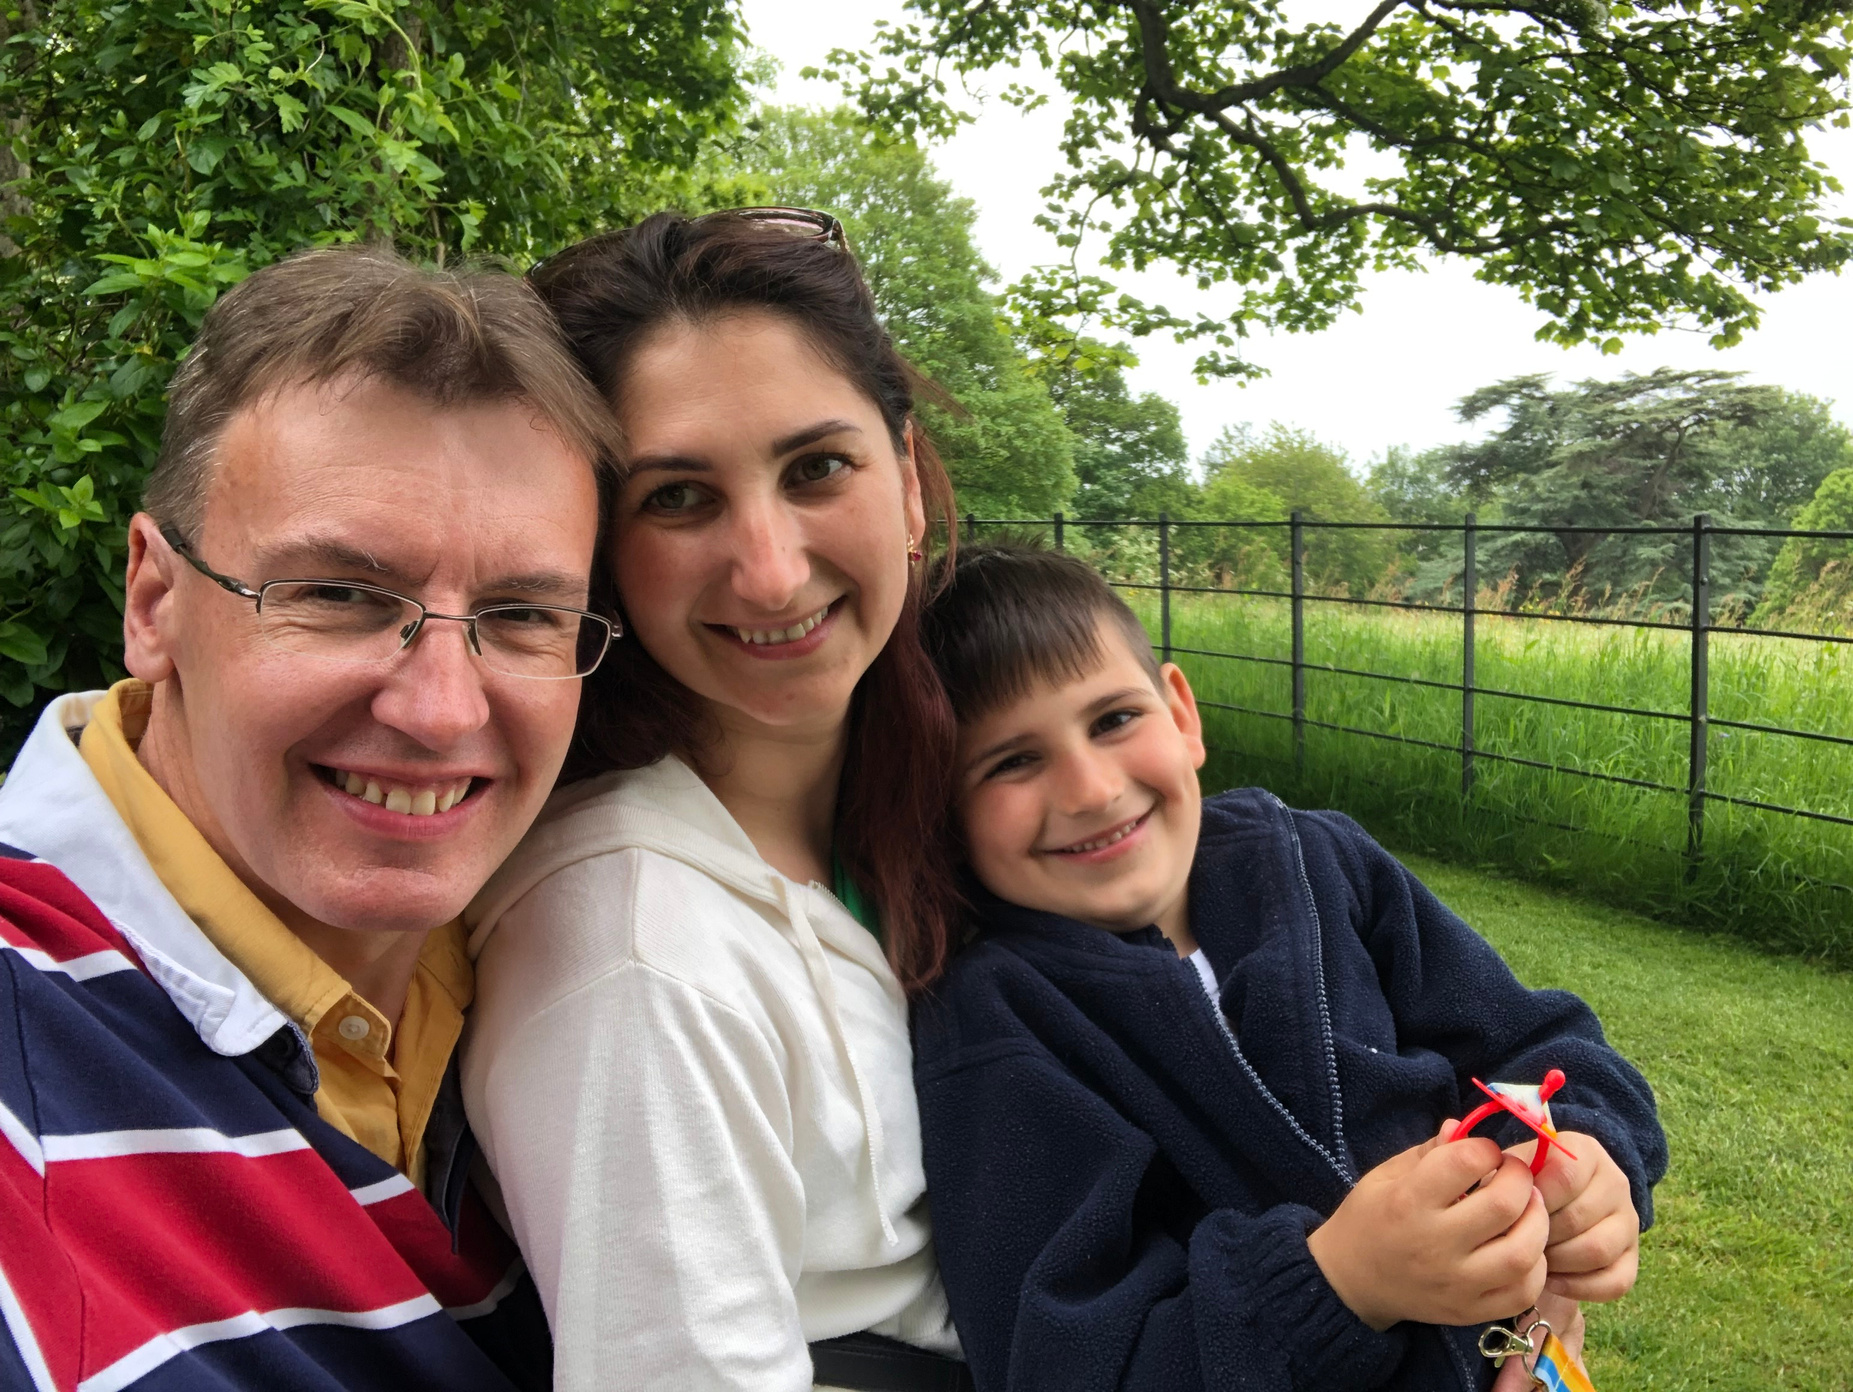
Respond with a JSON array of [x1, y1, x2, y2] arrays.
[[737, 0, 1853, 472]]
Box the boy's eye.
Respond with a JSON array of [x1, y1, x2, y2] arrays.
[[789, 454, 848, 486], [1091, 708, 1140, 737]]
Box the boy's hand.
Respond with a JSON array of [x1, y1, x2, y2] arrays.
[[1308, 1123, 1549, 1332], [1512, 1131, 1640, 1302]]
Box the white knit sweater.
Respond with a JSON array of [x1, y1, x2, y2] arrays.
[[461, 757, 957, 1391]]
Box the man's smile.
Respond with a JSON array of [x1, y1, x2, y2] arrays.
[[315, 763, 481, 817]]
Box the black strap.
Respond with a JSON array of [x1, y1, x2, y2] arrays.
[[808, 1332, 975, 1392]]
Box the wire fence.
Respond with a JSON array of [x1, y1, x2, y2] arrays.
[[960, 511, 1853, 888]]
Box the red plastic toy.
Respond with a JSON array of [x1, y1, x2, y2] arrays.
[[1448, 1068, 1577, 1176]]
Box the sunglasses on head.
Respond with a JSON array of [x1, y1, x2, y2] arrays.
[[535, 206, 851, 272], [692, 205, 851, 252]]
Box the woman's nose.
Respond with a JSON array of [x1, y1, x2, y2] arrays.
[[728, 498, 811, 612]]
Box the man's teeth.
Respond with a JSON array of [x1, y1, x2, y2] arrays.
[[1064, 819, 1142, 853], [334, 769, 473, 816], [732, 605, 830, 646]]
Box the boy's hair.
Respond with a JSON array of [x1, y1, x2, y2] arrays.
[[922, 543, 1163, 724]]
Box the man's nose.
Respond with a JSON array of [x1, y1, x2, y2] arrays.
[[728, 496, 810, 613], [369, 618, 493, 748]]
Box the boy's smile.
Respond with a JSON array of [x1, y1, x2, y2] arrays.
[[955, 619, 1208, 951]]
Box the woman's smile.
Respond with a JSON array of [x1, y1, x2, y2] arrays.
[[706, 597, 845, 660]]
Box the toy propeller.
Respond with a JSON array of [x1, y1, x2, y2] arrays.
[[1448, 1068, 1577, 1176]]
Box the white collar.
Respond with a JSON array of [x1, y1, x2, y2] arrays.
[[0, 691, 288, 1056]]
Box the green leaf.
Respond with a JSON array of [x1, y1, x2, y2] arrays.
[[187, 135, 233, 175], [47, 399, 109, 432], [326, 105, 377, 138], [274, 92, 309, 133], [82, 272, 146, 296], [0, 622, 50, 668]]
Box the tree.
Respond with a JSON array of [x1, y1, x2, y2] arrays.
[[1057, 366, 1192, 520], [0, 0, 749, 758], [1443, 370, 1852, 612], [1367, 443, 1478, 566], [819, 1, 1853, 377], [1752, 468, 1853, 633], [1004, 314, 1191, 520], [720, 107, 1075, 518], [1199, 424, 1397, 595]]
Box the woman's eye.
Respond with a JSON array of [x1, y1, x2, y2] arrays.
[[1092, 709, 1140, 737], [789, 454, 847, 486], [984, 752, 1035, 780], [643, 482, 706, 513]]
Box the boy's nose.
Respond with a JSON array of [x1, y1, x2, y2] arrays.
[[1053, 748, 1123, 814]]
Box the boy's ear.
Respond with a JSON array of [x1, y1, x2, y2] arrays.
[[1159, 662, 1207, 771]]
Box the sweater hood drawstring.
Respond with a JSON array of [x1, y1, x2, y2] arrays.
[[771, 875, 901, 1248]]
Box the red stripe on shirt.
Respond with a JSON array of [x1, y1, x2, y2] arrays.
[[0, 864, 146, 973], [363, 1185, 522, 1311], [0, 1133, 82, 1392], [46, 1148, 433, 1377]]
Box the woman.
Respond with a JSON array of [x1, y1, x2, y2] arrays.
[[461, 210, 968, 1392]]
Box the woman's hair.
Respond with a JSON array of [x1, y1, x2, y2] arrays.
[[921, 542, 1162, 726], [529, 211, 963, 992]]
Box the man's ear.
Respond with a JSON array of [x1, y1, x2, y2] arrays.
[[1160, 662, 1207, 771], [122, 513, 182, 683], [901, 420, 927, 547]]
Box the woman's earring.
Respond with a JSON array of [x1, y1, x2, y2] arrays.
[[906, 531, 923, 564]]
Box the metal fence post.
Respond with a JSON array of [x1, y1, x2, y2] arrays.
[[1462, 513, 1477, 798], [1053, 511, 1064, 552], [1291, 510, 1305, 774], [1158, 511, 1172, 665], [1687, 513, 1711, 877], [964, 511, 975, 544]]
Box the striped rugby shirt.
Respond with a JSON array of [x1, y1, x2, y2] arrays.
[[0, 693, 548, 1392]]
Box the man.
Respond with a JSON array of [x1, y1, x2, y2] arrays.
[[0, 246, 618, 1391]]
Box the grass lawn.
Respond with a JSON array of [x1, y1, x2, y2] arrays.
[[1400, 851, 1853, 1390], [1142, 590, 1853, 962]]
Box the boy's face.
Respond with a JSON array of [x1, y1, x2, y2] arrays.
[[955, 619, 1207, 936]]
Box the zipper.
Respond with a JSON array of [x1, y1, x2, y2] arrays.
[[1189, 960, 1353, 1188], [1269, 794, 1352, 1179]]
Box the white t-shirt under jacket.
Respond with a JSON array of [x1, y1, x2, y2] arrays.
[[461, 756, 957, 1391]]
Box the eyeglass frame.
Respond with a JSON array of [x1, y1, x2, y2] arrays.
[[157, 523, 619, 680]]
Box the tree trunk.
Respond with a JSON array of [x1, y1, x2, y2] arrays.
[[0, 1, 41, 256]]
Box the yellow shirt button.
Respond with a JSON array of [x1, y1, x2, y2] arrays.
[[337, 1014, 372, 1042]]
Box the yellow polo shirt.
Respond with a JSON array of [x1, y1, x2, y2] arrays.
[[79, 680, 471, 1191]]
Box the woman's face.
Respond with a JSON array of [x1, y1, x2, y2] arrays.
[[609, 309, 926, 736]]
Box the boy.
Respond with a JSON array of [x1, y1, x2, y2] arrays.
[[914, 545, 1666, 1392]]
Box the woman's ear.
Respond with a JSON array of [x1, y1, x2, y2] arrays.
[[901, 419, 927, 546], [1160, 662, 1207, 771]]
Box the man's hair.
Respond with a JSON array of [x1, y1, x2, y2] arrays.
[[921, 543, 1163, 725], [144, 244, 622, 534]]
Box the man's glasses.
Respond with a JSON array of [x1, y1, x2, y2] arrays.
[[159, 525, 617, 681]]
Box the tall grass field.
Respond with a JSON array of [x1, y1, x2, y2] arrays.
[[1122, 590, 1853, 961]]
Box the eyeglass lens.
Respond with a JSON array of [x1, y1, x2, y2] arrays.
[[255, 582, 609, 679]]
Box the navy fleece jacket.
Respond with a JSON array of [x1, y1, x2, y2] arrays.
[[913, 789, 1666, 1392]]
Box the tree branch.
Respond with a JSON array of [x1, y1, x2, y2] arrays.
[[1125, 0, 1411, 115]]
